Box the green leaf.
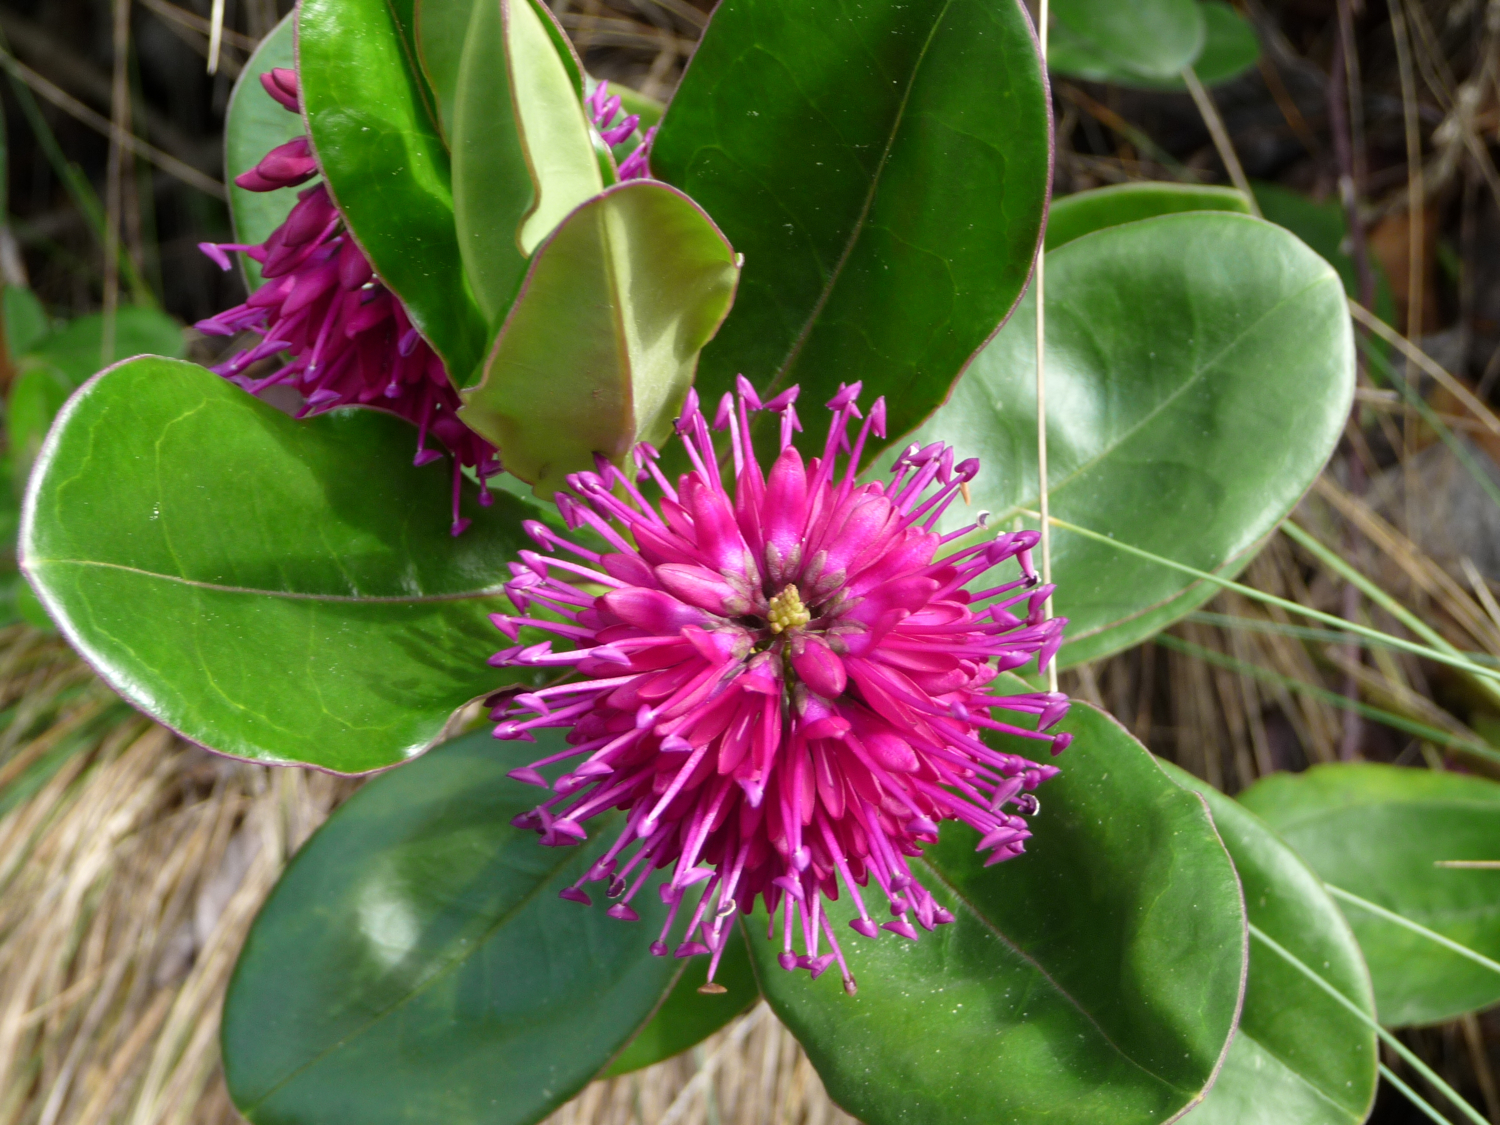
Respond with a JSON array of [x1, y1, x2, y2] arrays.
[[224, 13, 300, 291], [1188, 2, 1261, 87], [1239, 763, 1500, 1027], [20, 356, 535, 774], [451, 0, 605, 326], [224, 727, 686, 1125], [298, 0, 488, 385], [752, 703, 1247, 1125], [1159, 761, 1378, 1125], [605, 929, 759, 1076], [1051, 0, 1204, 82], [505, 0, 606, 254], [1051, 2, 1258, 90], [6, 363, 73, 480], [898, 211, 1354, 667], [3, 284, 50, 357], [23, 306, 184, 386], [650, 0, 1050, 456], [1046, 182, 1252, 250], [414, 0, 475, 140], [460, 182, 739, 496]]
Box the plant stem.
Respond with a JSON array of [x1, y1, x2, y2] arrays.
[[1181, 66, 1260, 214]]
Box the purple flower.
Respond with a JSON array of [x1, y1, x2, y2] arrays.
[[196, 69, 501, 535], [490, 382, 1071, 994], [586, 82, 658, 180]]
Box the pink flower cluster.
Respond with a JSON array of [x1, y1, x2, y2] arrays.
[[490, 382, 1070, 994], [195, 69, 500, 535], [586, 81, 657, 180]]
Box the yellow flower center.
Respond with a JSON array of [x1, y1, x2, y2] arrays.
[[766, 585, 811, 634]]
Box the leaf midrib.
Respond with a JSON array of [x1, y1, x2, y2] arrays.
[[30, 558, 507, 604], [764, 0, 957, 395]]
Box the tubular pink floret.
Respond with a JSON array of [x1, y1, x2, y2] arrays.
[[197, 71, 500, 535], [587, 80, 657, 181], [490, 384, 1071, 994]]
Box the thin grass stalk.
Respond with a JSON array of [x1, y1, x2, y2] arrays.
[[1325, 886, 1500, 978], [1284, 518, 1500, 710], [102, 0, 133, 362], [1025, 510, 1500, 686], [1181, 66, 1260, 212], [1249, 923, 1489, 1125], [1157, 634, 1500, 763]]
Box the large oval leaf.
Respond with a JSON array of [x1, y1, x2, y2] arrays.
[[1050, 0, 1205, 82], [225, 13, 300, 291], [899, 211, 1354, 667], [1239, 763, 1500, 1027], [752, 703, 1247, 1125], [651, 0, 1050, 456], [1046, 183, 1251, 250], [298, 0, 488, 384], [20, 357, 533, 773], [460, 182, 739, 496], [1160, 761, 1378, 1125], [224, 727, 685, 1125]]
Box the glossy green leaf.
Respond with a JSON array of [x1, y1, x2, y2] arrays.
[[224, 727, 687, 1125], [1051, 3, 1257, 90], [899, 212, 1354, 667], [298, 0, 488, 384], [1160, 761, 1377, 1125], [752, 703, 1246, 1125], [1239, 763, 1500, 1027], [506, 0, 606, 254], [1051, 0, 1204, 82], [451, 0, 605, 325], [1046, 182, 1251, 250], [651, 0, 1049, 456], [20, 356, 536, 773], [606, 926, 759, 1076], [225, 13, 300, 290], [23, 305, 184, 386], [448, 0, 528, 324], [3, 284, 49, 356], [414, 0, 475, 139], [460, 182, 738, 496]]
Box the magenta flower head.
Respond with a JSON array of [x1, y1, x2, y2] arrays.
[[489, 381, 1072, 995], [195, 69, 501, 535]]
